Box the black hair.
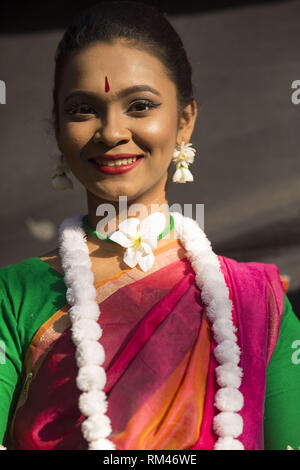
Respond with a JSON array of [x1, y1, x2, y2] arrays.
[[52, 0, 195, 139]]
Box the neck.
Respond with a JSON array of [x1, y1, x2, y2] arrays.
[[85, 186, 177, 253]]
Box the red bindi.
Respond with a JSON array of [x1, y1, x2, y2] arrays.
[[105, 76, 110, 92]]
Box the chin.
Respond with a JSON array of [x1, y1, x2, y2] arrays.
[[87, 182, 139, 203]]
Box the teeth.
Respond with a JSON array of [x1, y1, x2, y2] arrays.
[[97, 157, 138, 166]]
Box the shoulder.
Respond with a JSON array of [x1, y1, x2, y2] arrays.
[[0, 258, 44, 328], [0, 257, 45, 290], [219, 255, 280, 277], [0, 254, 67, 355], [217, 256, 288, 365], [218, 255, 285, 291], [218, 254, 285, 315], [0, 253, 61, 287], [0, 253, 65, 319], [39, 247, 64, 276]]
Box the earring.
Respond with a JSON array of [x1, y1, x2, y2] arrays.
[[171, 141, 196, 183], [51, 154, 73, 190]]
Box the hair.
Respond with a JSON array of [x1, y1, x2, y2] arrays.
[[52, 0, 195, 140]]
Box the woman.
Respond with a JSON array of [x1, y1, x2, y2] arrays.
[[0, 1, 299, 450]]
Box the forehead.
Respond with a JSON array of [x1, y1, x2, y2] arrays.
[[59, 41, 175, 97]]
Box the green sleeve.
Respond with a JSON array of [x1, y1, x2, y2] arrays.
[[0, 270, 23, 448], [264, 294, 300, 450], [0, 258, 66, 446]]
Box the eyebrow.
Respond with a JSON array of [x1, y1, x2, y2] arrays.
[[64, 85, 161, 104]]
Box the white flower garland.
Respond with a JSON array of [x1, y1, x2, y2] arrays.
[[58, 211, 244, 450], [58, 214, 115, 450], [171, 212, 244, 450]]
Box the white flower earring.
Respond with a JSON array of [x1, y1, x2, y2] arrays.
[[171, 141, 196, 183], [51, 154, 74, 190]]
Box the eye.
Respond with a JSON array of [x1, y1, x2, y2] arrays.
[[66, 104, 96, 115], [128, 100, 161, 113], [65, 99, 161, 117]]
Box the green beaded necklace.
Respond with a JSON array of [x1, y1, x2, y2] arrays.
[[82, 213, 174, 242]]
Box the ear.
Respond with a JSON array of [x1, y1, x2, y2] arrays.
[[176, 100, 198, 145]]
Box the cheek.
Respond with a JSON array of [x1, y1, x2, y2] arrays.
[[59, 121, 91, 154], [137, 114, 177, 152]]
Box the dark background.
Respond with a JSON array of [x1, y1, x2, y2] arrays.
[[1, 0, 300, 317], [0, 0, 290, 32]]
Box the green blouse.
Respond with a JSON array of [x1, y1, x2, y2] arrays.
[[0, 257, 299, 449]]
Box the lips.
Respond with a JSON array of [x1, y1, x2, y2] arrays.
[[89, 155, 144, 175], [90, 154, 143, 162]]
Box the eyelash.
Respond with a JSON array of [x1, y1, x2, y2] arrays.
[[66, 100, 160, 116]]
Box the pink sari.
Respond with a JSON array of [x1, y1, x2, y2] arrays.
[[8, 239, 285, 450]]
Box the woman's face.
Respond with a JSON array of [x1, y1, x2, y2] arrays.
[[57, 40, 195, 202]]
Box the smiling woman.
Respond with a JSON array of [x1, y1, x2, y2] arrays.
[[0, 0, 299, 451], [57, 40, 179, 198], [55, 40, 195, 212]]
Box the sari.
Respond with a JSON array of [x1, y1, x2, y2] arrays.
[[7, 238, 285, 450]]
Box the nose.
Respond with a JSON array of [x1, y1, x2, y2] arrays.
[[93, 109, 131, 147]]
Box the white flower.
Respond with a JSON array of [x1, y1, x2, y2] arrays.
[[51, 174, 73, 190], [171, 142, 195, 183], [52, 159, 73, 190], [172, 162, 194, 183], [172, 142, 196, 165], [109, 212, 166, 272]]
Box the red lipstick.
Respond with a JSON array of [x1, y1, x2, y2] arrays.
[[90, 154, 142, 161], [89, 154, 144, 175]]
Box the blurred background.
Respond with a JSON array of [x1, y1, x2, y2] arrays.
[[0, 0, 300, 317]]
